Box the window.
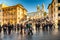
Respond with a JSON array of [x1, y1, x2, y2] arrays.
[[14, 12, 15, 15], [58, 20, 60, 26], [58, 13, 60, 16], [0, 10, 1, 12], [3, 9, 4, 11], [54, 2, 55, 5], [58, 0, 60, 3], [10, 8, 12, 10], [54, 8, 55, 11], [8, 8, 10, 11], [58, 7, 60, 10], [18, 17, 20, 19], [14, 8, 16, 10], [10, 13, 13, 15]]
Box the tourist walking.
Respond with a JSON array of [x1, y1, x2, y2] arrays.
[[35, 22, 40, 31], [2, 24, 7, 34], [20, 24, 23, 34], [0, 25, 2, 33], [8, 23, 12, 35], [26, 23, 33, 35]]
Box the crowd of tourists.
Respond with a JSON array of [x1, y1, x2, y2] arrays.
[[0, 19, 59, 35], [0, 22, 33, 35]]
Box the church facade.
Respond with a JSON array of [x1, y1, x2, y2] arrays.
[[27, 4, 45, 20]]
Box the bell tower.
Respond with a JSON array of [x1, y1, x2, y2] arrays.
[[42, 3, 45, 12], [37, 4, 40, 12]]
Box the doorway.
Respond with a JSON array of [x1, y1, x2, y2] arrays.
[[58, 20, 60, 29]]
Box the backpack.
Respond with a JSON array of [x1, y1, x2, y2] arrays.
[[26, 24, 31, 28]]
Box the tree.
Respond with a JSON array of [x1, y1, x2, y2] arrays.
[[44, 12, 47, 17]]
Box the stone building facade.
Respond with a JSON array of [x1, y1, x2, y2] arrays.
[[0, 4, 27, 25], [48, 0, 60, 28]]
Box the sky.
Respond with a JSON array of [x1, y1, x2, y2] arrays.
[[0, 0, 52, 13]]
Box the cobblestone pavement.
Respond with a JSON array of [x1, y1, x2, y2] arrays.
[[0, 29, 60, 40]]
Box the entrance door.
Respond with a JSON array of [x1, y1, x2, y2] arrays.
[[58, 20, 60, 29]]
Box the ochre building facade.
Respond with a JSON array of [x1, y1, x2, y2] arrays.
[[48, 0, 60, 28], [0, 4, 27, 25]]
